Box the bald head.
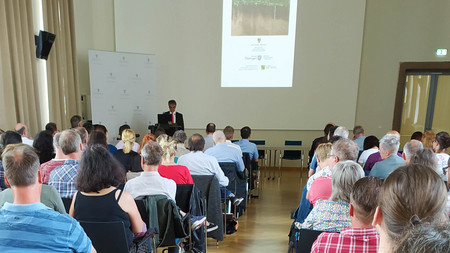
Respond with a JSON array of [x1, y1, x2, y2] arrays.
[[15, 123, 28, 137], [188, 134, 205, 151], [387, 130, 400, 138], [403, 140, 423, 164]]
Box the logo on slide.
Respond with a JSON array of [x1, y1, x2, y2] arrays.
[[261, 65, 265, 70], [258, 55, 262, 61], [257, 38, 261, 43]]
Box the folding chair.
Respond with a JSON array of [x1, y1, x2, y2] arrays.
[[249, 140, 267, 177], [288, 228, 325, 253], [279, 140, 303, 179]]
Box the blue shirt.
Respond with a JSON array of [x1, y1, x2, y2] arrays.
[[0, 202, 92, 252], [205, 143, 245, 172], [49, 160, 80, 198], [236, 139, 259, 161], [353, 136, 366, 151], [369, 155, 405, 179]]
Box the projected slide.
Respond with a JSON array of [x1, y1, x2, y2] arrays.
[[221, 0, 297, 87]]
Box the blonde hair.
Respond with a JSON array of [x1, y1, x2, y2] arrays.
[[315, 143, 332, 162], [421, 130, 436, 149], [121, 129, 135, 154], [156, 134, 177, 162]]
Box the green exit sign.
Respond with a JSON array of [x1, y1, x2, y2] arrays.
[[436, 49, 447, 56]]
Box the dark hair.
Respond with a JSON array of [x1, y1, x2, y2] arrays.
[[328, 125, 339, 139], [351, 177, 383, 225], [118, 124, 131, 136], [15, 126, 26, 135], [93, 124, 108, 135], [363, 135, 379, 150], [82, 121, 93, 134], [154, 127, 166, 138], [45, 122, 57, 134], [173, 130, 187, 143], [188, 134, 205, 151], [435, 131, 450, 151], [87, 130, 108, 148], [329, 135, 342, 144], [1, 131, 22, 148], [168, 100, 177, 105], [33, 130, 55, 164], [410, 131, 423, 141], [77, 144, 125, 192], [324, 123, 335, 136], [70, 115, 82, 128], [240, 126, 251, 139], [223, 126, 234, 140], [206, 123, 216, 134]]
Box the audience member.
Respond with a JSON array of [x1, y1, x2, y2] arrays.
[[411, 148, 446, 182], [39, 132, 64, 184], [45, 122, 58, 136], [70, 144, 145, 248], [334, 126, 349, 139], [138, 133, 156, 153], [48, 130, 83, 198], [236, 126, 259, 162], [369, 134, 404, 179], [352, 125, 366, 151], [0, 144, 94, 252], [76, 127, 88, 150], [82, 120, 93, 134], [358, 135, 379, 166], [373, 164, 448, 253], [115, 124, 140, 152], [311, 177, 383, 253], [178, 134, 229, 187], [0, 131, 22, 190], [15, 123, 33, 146], [394, 222, 450, 253], [33, 130, 55, 164], [70, 115, 83, 129], [223, 126, 242, 155], [421, 130, 436, 149], [302, 161, 365, 232], [205, 131, 245, 173], [363, 131, 402, 172], [306, 143, 333, 206], [204, 123, 216, 151], [433, 131, 450, 174], [410, 131, 423, 141], [447, 158, 450, 217], [93, 124, 117, 154], [308, 123, 335, 166], [0, 143, 66, 213], [113, 129, 142, 172], [402, 139, 423, 164], [156, 135, 193, 184], [87, 130, 108, 148], [173, 130, 190, 158]]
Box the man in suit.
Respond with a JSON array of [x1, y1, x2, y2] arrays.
[[163, 100, 184, 130]]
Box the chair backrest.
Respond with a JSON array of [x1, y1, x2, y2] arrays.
[[296, 229, 325, 253], [79, 220, 130, 253], [250, 140, 265, 145], [218, 162, 238, 185], [175, 184, 194, 213], [283, 140, 302, 159], [61, 198, 72, 213]]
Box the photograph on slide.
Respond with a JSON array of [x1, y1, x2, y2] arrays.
[[231, 0, 290, 36]]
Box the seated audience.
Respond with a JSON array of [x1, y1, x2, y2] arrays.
[[306, 143, 333, 206], [70, 114, 83, 129], [223, 126, 242, 155], [352, 125, 366, 151], [410, 131, 423, 141], [15, 123, 33, 146], [205, 131, 245, 173], [369, 134, 404, 179], [113, 129, 142, 172], [447, 158, 450, 217], [421, 130, 436, 149], [173, 130, 190, 158], [178, 134, 229, 187], [115, 124, 140, 152], [156, 135, 194, 184], [76, 127, 88, 150], [411, 148, 446, 182], [394, 222, 450, 253], [86, 130, 108, 148], [0, 144, 66, 213], [0, 144, 94, 252], [93, 124, 118, 154], [0, 131, 23, 191], [433, 131, 450, 174], [82, 121, 93, 134], [308, 123, 335, 167], [204, 123, 216, 151], [70, 144, 146, 248], [311, 177, 383, 253], [363, 131, 402, 172], [358, 135, 379, 166], [236, 126, 259, 162], [373, 164, 448, 253], [302, 161, 365, 232], [33, 130, 55, 164], [138, 133, 156, 154], [45, 122, 58, 136], [48, 130, 83, 198], [402, 139, 423, 164]]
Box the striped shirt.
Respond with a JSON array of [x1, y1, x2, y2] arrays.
[[311, 227, 379, 253], [0, 202, 92, 252], [49, 159, 80, 198]]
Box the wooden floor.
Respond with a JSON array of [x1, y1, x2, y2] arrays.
[[206, 167, 305, 252]]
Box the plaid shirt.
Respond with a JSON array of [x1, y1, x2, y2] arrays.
[[311, 227, 379, 253], [40, 159, 65, 184], [48, 160, 80, 198]]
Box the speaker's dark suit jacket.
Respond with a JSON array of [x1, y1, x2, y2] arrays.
[[163, 111, 184, 130]]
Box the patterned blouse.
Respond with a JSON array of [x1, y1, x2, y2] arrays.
[[302, 199, 351, 232]]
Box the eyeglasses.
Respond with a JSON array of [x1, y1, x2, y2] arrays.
[[327, 154, 337, 158]]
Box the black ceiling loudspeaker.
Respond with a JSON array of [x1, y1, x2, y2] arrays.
[[35, 30, 56, 60]]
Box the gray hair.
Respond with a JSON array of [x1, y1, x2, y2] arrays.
[[141, 141, 163, 166], [331, 138, 359, 162], [334, 126, 349, 139], [54, 132, 61, 149], [2, 144, 40, 186], [353, 125, 364, 135], [330, 160, 365, 203], [76, 127, 88, 144], [173, 130, 187, 144], [59, 130, 82, 155], [380, 134, 400, 155], [212, 131, 226, 143], [394, 222, 450, 253], [403, 140, 423, 161], [411, 148, 438, 171]]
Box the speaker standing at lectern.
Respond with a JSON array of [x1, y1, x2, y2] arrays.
[[163, 100, 184, 131]]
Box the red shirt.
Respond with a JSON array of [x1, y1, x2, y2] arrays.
[[158, 164, 194, 184], [40, 159, 65, 184], [311, 227, 379, 253]]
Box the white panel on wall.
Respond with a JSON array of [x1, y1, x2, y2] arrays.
[[89, 50, 157, 143]]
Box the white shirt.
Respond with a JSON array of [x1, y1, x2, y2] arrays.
[[358, 148, 379, 165], [22, 137, 34, 146], [175, 143, 190, 158], [124, 171, 176, 200], [306, 166, 332, 191], [226, 140, 242, 156], [115, 140, 140, 153], [177, 151, 229, 187]]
